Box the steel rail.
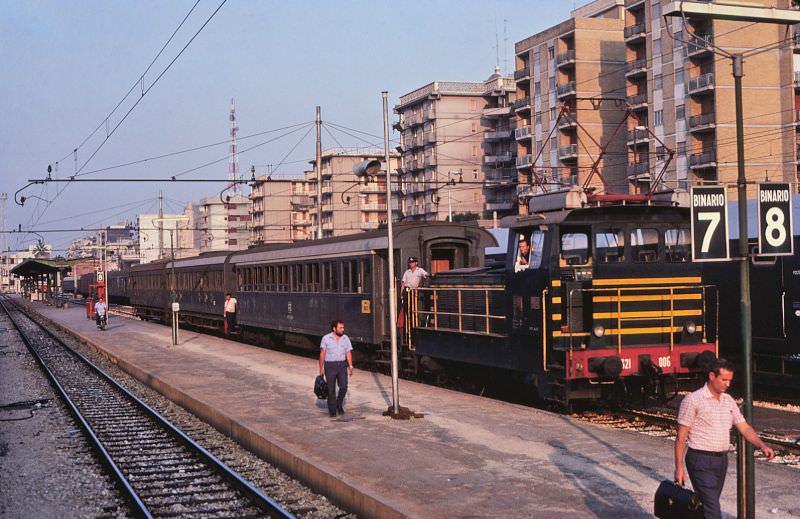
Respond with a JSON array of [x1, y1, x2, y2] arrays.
[[2, 295, 294, 519]]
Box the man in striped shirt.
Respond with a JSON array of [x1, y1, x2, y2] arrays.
[[674, 358, 775, 519]]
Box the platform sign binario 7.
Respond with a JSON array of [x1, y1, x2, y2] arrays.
[[690, 186, 730, 262], [758, 183, 794, 256]]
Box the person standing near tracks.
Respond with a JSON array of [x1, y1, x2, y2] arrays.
[[318, 319, 354, 418], [94, 298, 107, 328], [674, 358, 775, 519], [223, 293, 237, 336]]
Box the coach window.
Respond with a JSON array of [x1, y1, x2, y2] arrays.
[[331, 262, 340, 292], [560, 230, 590, 266], [665, 228, 691, 262], [342, 261, 351, 293], [595, 229, 625, 263], [362, 259, 372, 293], [310, 263, 320, 292], [631, 228, 659, 262]]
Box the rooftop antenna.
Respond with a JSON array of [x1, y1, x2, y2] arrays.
[[503, 19, 509, 76], [229, 98, 240, 195], [494, 16, 500, 71], [0, 192, 7, 252]]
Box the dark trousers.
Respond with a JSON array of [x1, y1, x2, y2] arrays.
[[225, 311, 236, 335], [324, 360, 348, 415], [686, 448, 728, 519]]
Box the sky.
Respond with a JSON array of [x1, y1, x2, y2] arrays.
[[1, 0, 583, 253]]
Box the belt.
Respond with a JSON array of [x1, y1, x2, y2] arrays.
[[688, 447, 727, 457]]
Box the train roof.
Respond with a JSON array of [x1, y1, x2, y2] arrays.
[[231, 221, 495, 265], [169, 250, 233, 269], [501, 204, 689, 230]]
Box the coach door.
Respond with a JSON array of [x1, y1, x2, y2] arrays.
[[750, 250, 790, 353]]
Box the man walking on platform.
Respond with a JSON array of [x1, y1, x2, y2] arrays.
[[223, 293, 237, 336], [94, 298, 107, 328], [319, 320, 354, 417], [674, 358, 775, 519]]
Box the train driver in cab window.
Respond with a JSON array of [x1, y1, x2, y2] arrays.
[[515, 235, 531, 273], [515, 231, 545, 273]]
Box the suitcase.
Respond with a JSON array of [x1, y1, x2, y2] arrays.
[[654, 480, 703, 519]]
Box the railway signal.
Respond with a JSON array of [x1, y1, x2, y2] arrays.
[[689, 185, 729, 262], [757, 183, 794, 257]]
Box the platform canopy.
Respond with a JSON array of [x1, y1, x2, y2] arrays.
[[10, 258, 82, 278]]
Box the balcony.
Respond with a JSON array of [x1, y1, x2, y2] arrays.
[[424, 131, 437, 143], [558, 118, 577, 131], [361, 203, 388, 212], [322, 222, 334, 231], [515, 125, 532, 141], [688, 113, 716, 133], [424, 107, 436, 120], [424, 155, 437, 167], [321, 183, 333, 194], [627, 93, 647, 110], [558, 144, 578, 160], [484, 153, 514, 165], [556, 81, 577, 99], [425, 203, 437, 214], [361, 183, 387, 193], [625, 59, 647, 78], [485, 129, 513, 140], [687, 73, 715, 96], [624, 23, 646, 42], [687, 34, 713, 58], [689, 150, 717, 169], [626, 128, 650, 146], [627, 160, 650, 178], [514, 68, 531, 82], [794, 30, 800, 48], [485, 169, 516, 183], [625, 0, 645, 8], [484, 105, 512, 117], [405, 182, 419, 194], [513, 97, 531, 112], [486, 200, 515, 211], [405, 159, 420, 171], [556, 49, 576, 68], [290, 195, 312, 207], [360, 221, 380, 230], [405, 113, 422, 127], [292, 218, 312, 227], [405, 134, 422, 149]]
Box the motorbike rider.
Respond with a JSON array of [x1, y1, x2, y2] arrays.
[[95, 298, 108, 328]]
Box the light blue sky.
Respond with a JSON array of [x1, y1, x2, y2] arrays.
[[1, 0, 582, 252]]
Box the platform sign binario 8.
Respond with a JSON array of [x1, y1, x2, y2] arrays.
[[690, 186, 730, 262], [758, 183, 794, 256]]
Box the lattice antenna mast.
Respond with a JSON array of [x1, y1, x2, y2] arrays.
[[229, 98, 240, 195], [0, 193, 7, 252]]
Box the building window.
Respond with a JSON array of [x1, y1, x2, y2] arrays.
[[535, 112, 542, 125], [653, 38, 662, 57], [656, 146, 666, 161], [654, 109, 663, 126], [470, 99, 478, 111], [534, 81, 541, 96], [471, 145, 478, 157], [654, 74, 663, 91], [473, 169, 478, 180], [548, 46, 554, 60], [675, 66, 684, 85], [550, 136, 557, 152], [652, 1, 661, 18], [534, 49, 541, 68], [550, 106, 557, 121], [676, 104, 685, 121], [536, 140, 543, 154], [678, 141, 686, 157], [471, 122, 477, 133], [548, 76, 555, 92]]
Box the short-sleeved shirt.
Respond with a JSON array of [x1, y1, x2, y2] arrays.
[[95, 302, 107, 315], [224, 297, 237, 313], [402, 267, 429, 289], [320, 332, 353, 362], [677, 384, 745, 452]]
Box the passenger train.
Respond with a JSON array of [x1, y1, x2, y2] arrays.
[[110, 192, 722, 406]]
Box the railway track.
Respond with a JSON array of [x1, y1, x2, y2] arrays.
[[1, 295, 294, 519], [577, 407, 800, 467]]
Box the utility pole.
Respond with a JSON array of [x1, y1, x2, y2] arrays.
[[315, 106, 323, 239], [382, 91, 400, 417], [158, 190, 164, 260]]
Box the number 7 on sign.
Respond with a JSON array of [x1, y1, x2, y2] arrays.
[[698, 212, 720, 253]]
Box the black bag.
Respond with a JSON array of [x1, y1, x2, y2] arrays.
[[314, 375, 328, 400], [654, 480, 703, 519]]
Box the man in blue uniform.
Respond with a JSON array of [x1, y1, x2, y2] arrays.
[[319, 319, 354, 417]]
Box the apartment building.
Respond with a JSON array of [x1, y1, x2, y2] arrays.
[[514, 0, 627, 205], [197, 194, 251, 253], [624, 0, 796, 193], [250, 176, 310, 245], [176, 203, 201, 258], [137, 213, 184, 264], [395, 81, 493, 220], [300, 148, 400, 238], [482, 69, 519, 216]]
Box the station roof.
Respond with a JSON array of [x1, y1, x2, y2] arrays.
[[10, 258, 84, 277]]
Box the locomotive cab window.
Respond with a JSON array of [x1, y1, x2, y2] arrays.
[[514, 230, 545, 272], [595, 229, 625, 263], [560, 230, 590, 266], [631, 228, 659, 262], [665, 228, 691, 262]]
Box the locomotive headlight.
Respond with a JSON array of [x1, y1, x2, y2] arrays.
[[593, 324, 605, 338], [795, 309, 800, 318], [684, 321, 697, 335]]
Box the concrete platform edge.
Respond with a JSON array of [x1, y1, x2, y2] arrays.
[[25, 305, 406, 519]]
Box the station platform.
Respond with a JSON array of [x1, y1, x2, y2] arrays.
[[19, 298, 800, 519]]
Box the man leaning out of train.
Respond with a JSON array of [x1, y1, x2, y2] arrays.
[[674, 358, 775, 519], [319, 319, 354, 418]]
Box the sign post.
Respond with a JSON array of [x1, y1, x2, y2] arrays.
[[690, 185, 730, 262], [757, 183, 794, 257]]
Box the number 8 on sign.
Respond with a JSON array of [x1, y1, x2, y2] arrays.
[[757, 183, 793, 256]]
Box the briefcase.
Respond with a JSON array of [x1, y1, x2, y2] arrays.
[[654, 480, 703, 519]]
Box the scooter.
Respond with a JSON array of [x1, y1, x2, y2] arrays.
[[96, 313, 107, 331]]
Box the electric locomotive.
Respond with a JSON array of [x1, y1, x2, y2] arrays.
[[408, 188, 719, 406]]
